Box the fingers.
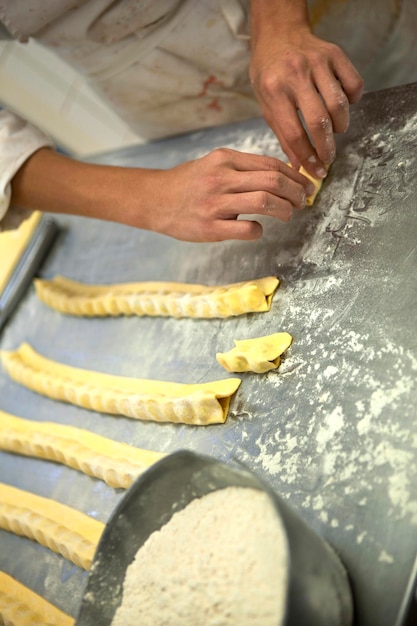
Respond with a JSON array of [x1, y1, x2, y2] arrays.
[[315, 77, 350, 134], [251, 38, 364, 179], [228, 171, 308, 211], [269, 72, 358, 179], [208, 150, 316, 212], [263, 94, 330, 179], [157, 149, 317, 243], [229, 190, 295, 221], [208, 163, 313, 224], [332, 48, 364, 104], [301, 49, 363, 170], [211, 218, 263, 242], [295, 87, 336, 168], [313, 46, 364, 135]]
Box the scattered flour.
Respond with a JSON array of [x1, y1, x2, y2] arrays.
[[111, 487, 288, 626], [378, 550, 394, 564]]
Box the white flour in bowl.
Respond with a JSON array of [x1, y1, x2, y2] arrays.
[[111, 486, 288, 626]]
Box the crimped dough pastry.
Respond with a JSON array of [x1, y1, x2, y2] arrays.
[[0, 411, 166, 489], [0, 571, 74, 626], [216, 332, 293, 373], [33, 275, 279, 318], [0, 483, 104, 570], [0, 343, 241, 425]]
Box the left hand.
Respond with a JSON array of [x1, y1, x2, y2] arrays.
[[249, 28, 364, 178]]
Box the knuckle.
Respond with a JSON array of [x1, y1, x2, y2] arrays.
[[258, 71, 280, 98], [309, 49, 328, 68], [263, 170, 281, 189], [205, 147, 232, 166], [258, 190, 271, 212], [328, 87, 349, 114], [326, 41, 344, 58], [280, 203, 293, 222], [203, 172, 222, 193], [251, 190, 276, 216], [283, 124, 305, 147], [308, 115, 331, 133], [352, 75, 365, 94], [296, 189, 307, 209], [283, 50, 308, 76]]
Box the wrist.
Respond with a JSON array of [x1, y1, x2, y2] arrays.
[[250, 0, 312, 39]]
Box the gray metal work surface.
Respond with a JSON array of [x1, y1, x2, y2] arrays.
[[1, 82, 417, 625]]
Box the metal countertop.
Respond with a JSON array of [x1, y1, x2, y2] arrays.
[[1, 82, 417, 626]]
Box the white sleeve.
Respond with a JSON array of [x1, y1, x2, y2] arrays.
[[0, 109, 54, 229]]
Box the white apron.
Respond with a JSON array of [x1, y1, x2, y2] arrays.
[[1, 0, 416, 140]]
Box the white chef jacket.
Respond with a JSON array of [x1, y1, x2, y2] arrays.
[[1, 0, 417, 229]]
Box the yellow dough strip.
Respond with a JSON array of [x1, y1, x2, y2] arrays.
[[33, 275, 279, 318], [0, 483, 104, 571], [0, 212, 42, 297], [0, 411, 166, 489], [0, 572, 74, 626], [0, 343, 241, 425]]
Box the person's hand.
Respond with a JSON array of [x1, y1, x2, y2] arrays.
[[140, 148, 317, 242], [249, 11, 364, 179], [10, 147, 316, 243]]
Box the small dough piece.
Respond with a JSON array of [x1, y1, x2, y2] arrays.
[[216, 332, 293, 373], [0, 411, 166, 489], [289, 164, 325, 206], [0, 483, 104, 570], [0, 212, 42, 296], [0, 572, 75, 626], [299, 166, 323, 206], [33, 275, 279, 318], [0, 343, 241, 426]]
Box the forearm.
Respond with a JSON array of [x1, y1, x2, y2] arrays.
[[10, 147, 158, 230], [0, 110, 53, 227]]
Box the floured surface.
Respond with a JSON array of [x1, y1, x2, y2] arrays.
[[0, 84, 417, 626]]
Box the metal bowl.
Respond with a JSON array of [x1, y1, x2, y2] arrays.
[[76, 450, 353, 626]]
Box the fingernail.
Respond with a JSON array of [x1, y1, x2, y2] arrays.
[[307, 183, 316, 195], [315, 166, 328, 179]]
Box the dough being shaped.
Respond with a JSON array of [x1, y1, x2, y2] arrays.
[[0, 572, 74, 626], [0, 343, 241, 426], [33, 275, 279, 319], [0, 483, 104, 570], [289, 164, 325, 206], [0, 411, 166, 489], [299, 166, 324, 206], [0, 212, 41, 296], [216, 332, 293, 373]]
